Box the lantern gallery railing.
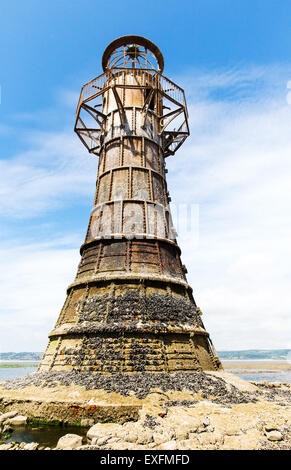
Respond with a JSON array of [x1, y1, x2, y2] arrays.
[[75, 68, 189, 158]]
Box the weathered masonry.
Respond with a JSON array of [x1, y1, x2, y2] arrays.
[[39, 36, 222, 374]]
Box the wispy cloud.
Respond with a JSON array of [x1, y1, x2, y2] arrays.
[[0, 131, 97, 218], [0, 238, 80, 352], [168, 65, 291, 349]]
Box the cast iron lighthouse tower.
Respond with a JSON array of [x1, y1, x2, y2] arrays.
[[39, 36, 222, 374]]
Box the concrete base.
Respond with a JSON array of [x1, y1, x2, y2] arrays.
[[0, 371, 258, 425]]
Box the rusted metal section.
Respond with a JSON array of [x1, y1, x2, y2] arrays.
[[77, 239, 185, 281], [75, 69, 189, 157], [102, 36, 164, 73], [39, 36, 222, 374]]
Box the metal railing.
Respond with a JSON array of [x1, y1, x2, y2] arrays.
[[77, 68, 186, 113]]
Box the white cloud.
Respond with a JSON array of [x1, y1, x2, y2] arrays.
[[0, 239, 80, 352], [167, 66, 291, 350], [0, 131, 97, 218]]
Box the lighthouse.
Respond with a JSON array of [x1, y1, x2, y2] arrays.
[[39, 36, 222, 374]]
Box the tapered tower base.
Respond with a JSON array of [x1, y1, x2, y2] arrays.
[[39, 274, 221, 374], [39, 242, 221, 374]]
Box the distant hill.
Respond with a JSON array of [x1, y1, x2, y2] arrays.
[[0, 352, 43, 361], [218, 349, 290, 360], [0, 350, 290, 362]]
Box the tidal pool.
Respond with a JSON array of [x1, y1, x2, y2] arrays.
[[4, 423, 88, 448]]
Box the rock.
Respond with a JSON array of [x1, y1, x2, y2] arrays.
[[95, 436, 110, 446], [157, 440, 177, 450], [167, 413, 200, 440], [0, 411, 18, 424], [266, 431, 283, 442], [87, 423, 122, 441], [0, 443, 14, 450], [122, 428, 139, 443], [23, 442, 39, 450], [7, 415, 27, 426], [264, 425, 279, 432], [197, 431, 225, 446], [3, 424, 13, 433], [153, 429, 175, 445], [202, 417, 210, 427], [56, 434, 83, 449], [80, 418, 94, 427], [136, 429, 154, 445], [75, 445, 100, 450]]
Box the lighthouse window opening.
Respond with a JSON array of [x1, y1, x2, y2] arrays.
[[145, 87, 155, 111]]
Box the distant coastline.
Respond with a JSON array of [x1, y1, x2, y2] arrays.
[[218, 349, 290, 360], [0, 349, 290, 362], [0, 353, 43, 361]]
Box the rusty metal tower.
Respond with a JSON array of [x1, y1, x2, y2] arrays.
[[39, 36, 222, 374]]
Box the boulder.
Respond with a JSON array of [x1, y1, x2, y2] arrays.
[[3, 424, 13, 433], [136, 429, 154, 445], [0, 443, 14, 450], [157, 440, 177, 450], [95, 436, 110, 446], [87, 423, 122, 441], [7, 415, 27, 426], [23, 442, 39, 450], [266, 431, 283, 442], [0, 411, 18, 424], [80, 418, 94, 427], [56, 434, 83, 449], [153, 429, 174, 445]]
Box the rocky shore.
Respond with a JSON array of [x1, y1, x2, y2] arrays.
[[0, 373, 290, 450]]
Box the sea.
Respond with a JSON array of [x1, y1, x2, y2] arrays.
[[0, 362, 38, 381], [0, 361, 291, 383]]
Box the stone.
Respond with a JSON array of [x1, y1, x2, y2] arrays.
[[153, 430, 174, 445], [202, 417, 210, 427], [173, 419, 200, 440], [56, 434, 83, 449], [95, 436, 110, 446], [0, 411, 18, 424], [178, 438, 199, 450], [136, 429, 154, 445], [75, 445, 100, 450], [122, 428, 139, 443], [157, 440, 177, 450], [266, 431, 283, 442], [197, 431, 224, 446], [7, 415, 27, 426], [3, 424, 13, 433], [264, 425, 279, 432], [23, 442, 39, 450], [80, 418, 94, 427], [0, 443, 13, 450], [87, 423, 122, 441]]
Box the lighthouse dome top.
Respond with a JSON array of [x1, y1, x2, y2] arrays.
[[102, 35, 164, 73]]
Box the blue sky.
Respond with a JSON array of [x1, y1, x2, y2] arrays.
[[1, 1, 291, 351]]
